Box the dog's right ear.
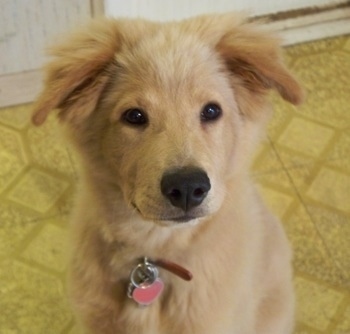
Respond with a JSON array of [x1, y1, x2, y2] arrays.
[[32, 19, 124, 126]]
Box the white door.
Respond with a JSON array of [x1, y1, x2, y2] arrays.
[[0, 0, 102, 107]]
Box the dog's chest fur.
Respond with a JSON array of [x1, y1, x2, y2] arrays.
[[72, 183, 263, 334]]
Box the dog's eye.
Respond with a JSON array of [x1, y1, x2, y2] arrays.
[[122, 109, 148, 126], [200, 103, 222, 122]]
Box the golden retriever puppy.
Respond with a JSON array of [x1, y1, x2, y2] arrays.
[[33, 13, 303, 334]]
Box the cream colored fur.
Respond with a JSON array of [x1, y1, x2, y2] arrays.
[[33, 13, 303, 334]]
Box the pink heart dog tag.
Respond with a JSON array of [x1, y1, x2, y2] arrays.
[[132, 278, 164, 306]]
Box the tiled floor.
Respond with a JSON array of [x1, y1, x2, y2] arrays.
[[1, 35, 350, 334]]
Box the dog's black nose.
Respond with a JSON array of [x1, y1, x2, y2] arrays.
[[161, 167, 211, 212]]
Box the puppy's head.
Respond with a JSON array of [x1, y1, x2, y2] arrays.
[[33, 14, 303, 226]]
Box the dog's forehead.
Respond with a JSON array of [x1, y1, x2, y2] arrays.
[[116, 27, 224, 93]]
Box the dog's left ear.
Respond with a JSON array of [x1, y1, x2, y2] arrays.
[[32, 19, 121, 126], [215, 20, 304, 106], [32, 20, 123, 126]]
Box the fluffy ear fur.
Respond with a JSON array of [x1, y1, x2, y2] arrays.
[[182, 14, 304, 113], [215, 18, 304, 106], [32, 19, 157, 126], [32, 19, 121, 126]]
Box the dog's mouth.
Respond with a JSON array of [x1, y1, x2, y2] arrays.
[[163, 215, 197, 223], [132, 203, 202, 224]]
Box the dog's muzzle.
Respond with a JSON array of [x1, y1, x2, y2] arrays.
[[161, 167, 211, 213]]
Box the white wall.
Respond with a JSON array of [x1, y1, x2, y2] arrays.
[[105, 0, 339, 20], [0, 0, 91, 75]]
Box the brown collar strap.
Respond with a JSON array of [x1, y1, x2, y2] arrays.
[[149, 258, 193, 281]]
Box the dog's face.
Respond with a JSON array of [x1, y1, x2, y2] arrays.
[[32, 15, 303, 226], [101, 33, 240, 223]]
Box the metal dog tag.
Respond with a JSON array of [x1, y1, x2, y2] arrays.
[[127, 258, 164, 306]]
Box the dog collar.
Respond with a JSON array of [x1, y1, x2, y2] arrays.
[[127, 257, 192, 306]]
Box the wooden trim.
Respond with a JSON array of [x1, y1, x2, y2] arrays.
[[277, 18, 350, 46], [267, 8, 350, 32], [264, 4, 350, 45], [257, 1, 350, 22], [91, 0, 105, 17], [0, 70, 42, 108]]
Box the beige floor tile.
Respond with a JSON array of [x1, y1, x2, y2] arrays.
[[272, 144, 315, 170], [295, 276, 344, 332], [21, 220, 68, 272], [0, 125, 28, 192], [0, 104, 32, 129], [292, 51, 350, 129], [306, 167, 350, 213], [258, 184, 295, 217], [335, 303, 350, 333], [267, 92, 295, 140], [253, 145, 299, 192], [0, 260, 71, 334], [26, 115, 77, 178], [285, 164, 318, 191], [252, 142, 285, 174], [7, 169, 69, 213], [285, 36, 347, 57], [67, 325, 81, 334], [307, 204, 350, 286], [284, 204, 344, 286], [326, 132, 350, 172], [0, 201, 40, 259], [344, 36, 350, 51], [278, 117, 335, 158]]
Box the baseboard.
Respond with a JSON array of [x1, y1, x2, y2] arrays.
[[264, 3, 350, 45], [1, 3, 350, 108]]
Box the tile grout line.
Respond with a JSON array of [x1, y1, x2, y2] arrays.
[[267, 136, 349, 282]]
